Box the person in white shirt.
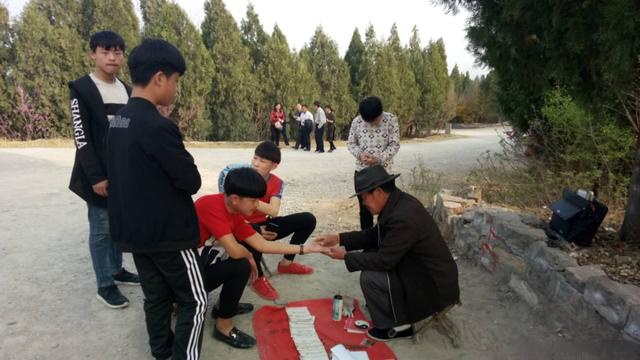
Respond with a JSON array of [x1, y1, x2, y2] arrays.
[[298, 104, 314, 151], [312, 101, 326, 153]]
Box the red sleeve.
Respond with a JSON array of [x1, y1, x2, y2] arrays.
[[233, 216, 257, 241], [270, 111, 278, 124], [198, 200, 234, 240]]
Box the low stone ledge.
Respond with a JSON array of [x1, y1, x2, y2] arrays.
[[432, 191, 639, 342], [565, 265, 607, 293]]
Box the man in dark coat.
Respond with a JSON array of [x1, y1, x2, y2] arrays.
[[316, 165, 460, 341]]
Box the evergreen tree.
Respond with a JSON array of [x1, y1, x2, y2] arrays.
[[258, 24, 295, 138], [370, 24, 418, 134], [291, 47, 320, 106], [423, 38, 449, 129], [202, 0, 258, 140], [83, 0, 138, 48], [344, 28, 364, 100], [13, 0, 88, 137], [0, 3, 12, 115], [449, 64, 462, 94], [307, 26, 355, 135], [142, 0, 213, 139], [241, 3, 269, 74], [357, 25, 379, 100]]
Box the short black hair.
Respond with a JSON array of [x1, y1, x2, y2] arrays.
[[313, 100, 321, 107], [224, 168, 266, 198], [90, 31, 125, 52], [127, 38, 186, 86], [359, 96, 383, 122], [367, 179, 396, 194], [255, 141, 281, 164], [301, 104, 308, 108]]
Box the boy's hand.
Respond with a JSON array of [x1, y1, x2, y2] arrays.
[[248, 257, 258, 283], [92, 180, 109, 197], [324, 246, 347, 260], [304, 243, 328, 254], [314, 234, 339, 247], [259, 226, 277, 241]]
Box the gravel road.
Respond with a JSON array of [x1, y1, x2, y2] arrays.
[[1, 127, 588, 359]]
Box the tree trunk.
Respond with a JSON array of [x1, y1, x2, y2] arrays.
[[620, 137, 640, 243]]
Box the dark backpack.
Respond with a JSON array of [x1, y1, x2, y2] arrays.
[[545, 188, 608, 247]]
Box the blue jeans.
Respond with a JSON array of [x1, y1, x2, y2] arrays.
[[87, 204, 122, 289]]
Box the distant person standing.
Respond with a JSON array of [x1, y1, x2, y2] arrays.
[[292, 103, 303, 149], [312, 100, 326, 153], [325, 105, 337, 152], [68, 30, 139, 310], [348, 96, 400, 229], [269, 103, 288, 146], [299, 104, 314, 151]]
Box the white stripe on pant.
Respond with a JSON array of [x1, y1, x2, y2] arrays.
[[180, 249, 208, 360]]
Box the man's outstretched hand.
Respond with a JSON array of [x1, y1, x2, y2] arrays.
[[323, 246, 347, 260], [313, 233, 339, 247]]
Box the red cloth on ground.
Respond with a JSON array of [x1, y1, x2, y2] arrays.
[[252, 298, 397, 360]]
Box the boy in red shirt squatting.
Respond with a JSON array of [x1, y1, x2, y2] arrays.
[[196, 167, 327, 349], [218, 141, 318, 300]]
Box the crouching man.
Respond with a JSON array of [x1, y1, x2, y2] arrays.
[[316, 165, 460, 341]]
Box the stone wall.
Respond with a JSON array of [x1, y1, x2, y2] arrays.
[[433, 192, 640, 343]]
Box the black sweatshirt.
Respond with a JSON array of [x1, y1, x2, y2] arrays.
[[107, 97, 202, 253], [68, 75, 131, 207]]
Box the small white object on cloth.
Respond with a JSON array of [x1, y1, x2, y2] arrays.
[[330, 344, 369, 360]]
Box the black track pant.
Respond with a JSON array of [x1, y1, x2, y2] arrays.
[[133, 249, 207, 360], [203, 258, 251, 318], [242, 212, 316, 277]]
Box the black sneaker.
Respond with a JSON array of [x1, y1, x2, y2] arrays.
[[367, 326, 414, 342], [213, 327, 256, 349], [113, 268, 140, 285], [96, 285, 129, 309], [212, 302, 254, 319]]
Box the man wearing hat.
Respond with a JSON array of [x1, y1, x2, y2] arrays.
[[316, 165, 460, 341]]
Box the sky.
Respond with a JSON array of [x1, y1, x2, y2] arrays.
[[5, 0, 488, 77]]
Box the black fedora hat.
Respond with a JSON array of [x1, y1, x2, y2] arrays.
[[350, 165, 400, 198]]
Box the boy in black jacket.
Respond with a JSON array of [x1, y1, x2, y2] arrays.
[[107, 39, 206, 360], [68, 31, 139, 310]]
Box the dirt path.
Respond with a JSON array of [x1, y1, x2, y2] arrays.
[[0, 127, 587, 359]]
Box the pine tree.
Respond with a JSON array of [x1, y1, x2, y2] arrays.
[[241, 3, 269, 74], [83, 0, 138, 48], [258, 24, 295, 138], [370, 24, 418, 134], [202, 0, 258, 140], [423, 38, 449, 130], [291, 47, 320, 106], [307, 26, 355, 136], [344, 28, 364, 101], [13, 0, 89, 137], [0, 3, 12, 115], [357, 25, 379, 100], [142, 0, 213, 140]]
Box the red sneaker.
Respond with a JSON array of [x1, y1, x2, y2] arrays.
[[252, 277, 278, 300], [277, 262, 314, 275]]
